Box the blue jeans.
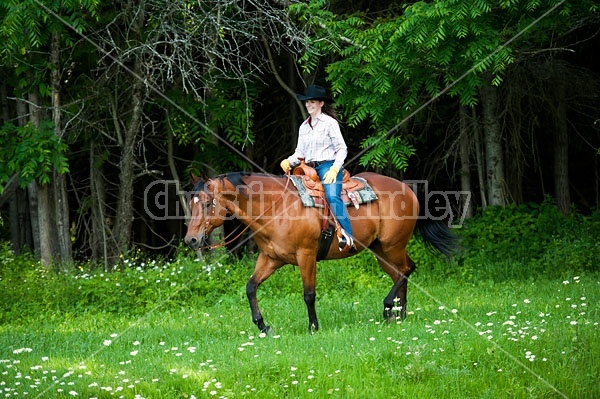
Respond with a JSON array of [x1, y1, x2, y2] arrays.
[[315, 161, 353, 237]]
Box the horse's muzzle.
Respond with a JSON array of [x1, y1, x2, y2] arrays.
[[184, 233, 206, 250]]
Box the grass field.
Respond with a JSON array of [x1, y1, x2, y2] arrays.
[[0, 248, 598, 398]]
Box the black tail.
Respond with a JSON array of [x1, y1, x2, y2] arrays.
[[415, 218, 460, 259], [414, 184, 461, 258]]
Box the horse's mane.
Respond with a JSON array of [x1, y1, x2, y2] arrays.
[[222, 172, 287, 188], [224, 171, 252, 187], [192, 179, 206, 192], [195, 172, 289, 197]]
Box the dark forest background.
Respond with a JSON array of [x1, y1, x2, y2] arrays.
[[1, 0, 599, 269]]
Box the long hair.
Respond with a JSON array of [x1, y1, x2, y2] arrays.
[[323, 103, 343, 126]]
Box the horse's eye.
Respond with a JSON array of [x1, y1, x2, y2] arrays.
[[191, 195, 213, 209]]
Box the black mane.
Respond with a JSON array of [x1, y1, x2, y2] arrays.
[[192, 172, 250, 193], [222, 172, 289, 197], [225, 171, 251, 188], [192, 179, 206, 192]]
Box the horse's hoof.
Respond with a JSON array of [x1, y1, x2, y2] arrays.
[[308, 321, 319, 334], [260, 325, 273, 336], [383, 308, 394, 322]]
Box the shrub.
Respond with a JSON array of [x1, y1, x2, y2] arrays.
[[0, 199, 597, 323], [452, 200, 599, 281]]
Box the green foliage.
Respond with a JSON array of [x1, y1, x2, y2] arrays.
[[165, 80, 258, 174], [1, 198, 596, 323], [0, 247, 386, 323], [0, 0, 99, 46], [460, 200, 589, 258], [207, 82, 258, 148], [0, 251, 232, 322], [289, 0, 598, 172], [0, 121, 69, 192], [453, 200, 599, 281], [359, 134, 415, 171], [0, 0, 99, 88], [406, 199, 599, 284]]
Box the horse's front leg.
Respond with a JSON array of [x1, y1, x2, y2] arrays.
[[246, 253, 283, 333], [298, 253, 319, 334]]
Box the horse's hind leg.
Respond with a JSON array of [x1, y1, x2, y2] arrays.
[[373, 243, 416, 322], [390, 255, 415, 320], [298, 254, 319, 334]]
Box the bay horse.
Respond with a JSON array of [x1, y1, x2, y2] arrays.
[[184, 171, 457, 333]]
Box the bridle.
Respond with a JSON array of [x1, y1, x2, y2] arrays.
[[190, 174, 292, 251]]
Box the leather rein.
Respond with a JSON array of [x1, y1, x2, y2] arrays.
[[195, 174, 292, 251]]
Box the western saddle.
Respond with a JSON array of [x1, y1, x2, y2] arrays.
[[292, 159, 365, 207]]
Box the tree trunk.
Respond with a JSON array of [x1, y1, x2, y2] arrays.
[[28, 92, 58, 266], [111, 4, 146, 260], [471, 107, 487, 210], [289, 56, 301, 151], [1, 74, 9, 122], [168, 131, 189, 221], [111, 77, 143, 258], [553, 82, 571, 215], [480, 82, 506, 207], [50, 31, 73, 265], [505, 153, 524, 204], [7, 99, 33, 254], [7, 180, 30, 255], [26, 181, 42, 258], [459, 105, 473, 218], [504, 106, 524, 205], [90, 140, 110, 269], [34, 182, 54, 265]]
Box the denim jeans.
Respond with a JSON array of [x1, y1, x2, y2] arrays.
[[314, 161, 353, 237]]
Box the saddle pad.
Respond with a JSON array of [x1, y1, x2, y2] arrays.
[[290, 176, 378, 208]]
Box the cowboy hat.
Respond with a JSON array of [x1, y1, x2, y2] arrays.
[[296, 85, 334, 103]]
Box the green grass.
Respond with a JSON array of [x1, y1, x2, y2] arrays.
[[0, 248, 598, 399]]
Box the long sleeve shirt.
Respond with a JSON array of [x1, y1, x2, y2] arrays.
[[286, 113, 348, 171]]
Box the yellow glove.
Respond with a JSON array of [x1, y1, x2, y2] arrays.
[[323, 166, 340, 184], [280, 159, 291, 173]]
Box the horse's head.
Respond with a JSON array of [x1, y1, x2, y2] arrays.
[[184, 177, 229, 251]]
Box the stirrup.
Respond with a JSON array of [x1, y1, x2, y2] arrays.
[[338, 230, 355, 252]]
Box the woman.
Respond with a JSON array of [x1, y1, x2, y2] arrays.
[[280, 85, 354, 251]]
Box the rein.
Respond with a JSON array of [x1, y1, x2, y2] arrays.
[[199, 174, 292, 251]]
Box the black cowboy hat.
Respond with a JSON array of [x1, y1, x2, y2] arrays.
[[296, 85, 334, 103]]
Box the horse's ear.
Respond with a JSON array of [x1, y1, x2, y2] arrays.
[[191, 173, 201, 184]]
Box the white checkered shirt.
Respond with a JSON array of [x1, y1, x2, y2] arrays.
[[287, 113, 348, 170]]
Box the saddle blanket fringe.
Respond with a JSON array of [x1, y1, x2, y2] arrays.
[[290, 176, 378, 208]]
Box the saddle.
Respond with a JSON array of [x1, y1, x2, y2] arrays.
[[289, 160, 378, 259], [292, 159, 365, 209]]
